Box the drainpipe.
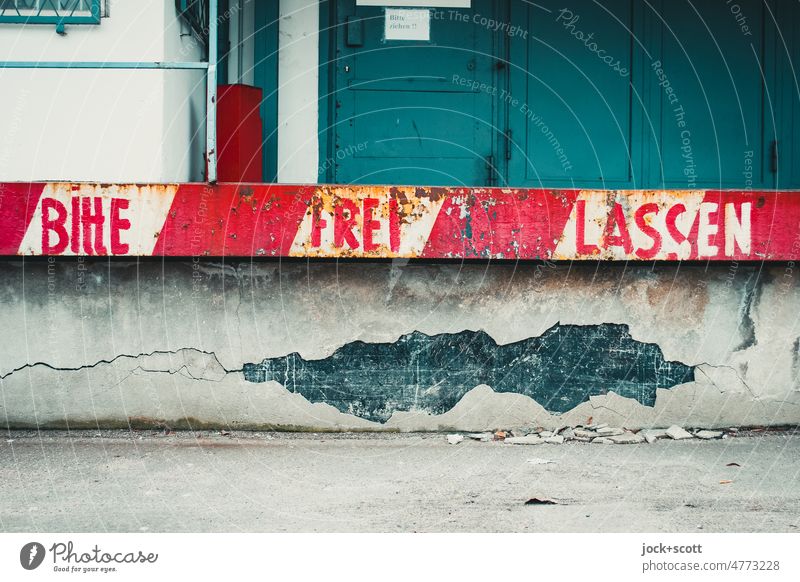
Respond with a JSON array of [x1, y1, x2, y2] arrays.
[[207, 0, 219, 183]]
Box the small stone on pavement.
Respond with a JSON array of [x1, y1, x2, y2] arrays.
[[666, 425, 694, 440], [505, 435, 544, 445], [609, 432, 645, 444], [695, 430, 723, 440], [596, 427, 625, 436], [574, 429, 596, 439]]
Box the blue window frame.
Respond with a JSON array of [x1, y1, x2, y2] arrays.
[[175, 0, 208, 43], [0, 0, 101, 25]]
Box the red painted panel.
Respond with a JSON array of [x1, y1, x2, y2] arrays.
[[2, 183, 799, 261], [216, 84, 264, 183], [0, 183, 44, 255]]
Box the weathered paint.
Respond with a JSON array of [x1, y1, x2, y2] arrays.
[[242, 325, 694, 422], [2, 259, 799, 431], [1, 183, 799, 260]]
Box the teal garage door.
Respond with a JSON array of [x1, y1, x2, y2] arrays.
[[652, 0, 774, 189], [507, 0, 644, 188], [330, 0, 498, 186], [322, 0, 794, 189]]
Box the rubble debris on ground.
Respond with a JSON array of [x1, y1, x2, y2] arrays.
[[443, 425, 746, 446]]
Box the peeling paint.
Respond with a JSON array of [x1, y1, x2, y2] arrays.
[[242, 324, 694, 422]]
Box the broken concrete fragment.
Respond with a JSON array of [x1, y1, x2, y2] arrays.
[[561, 428, 575, 440], [641, 429, 667, 443], [695, 430, 723, 440], [447, 434, 464, 445], [609, 432, 645, 444], [505, 435, 544, 445], [544, 435, 565, 444], [539, 430, 554, 438], [592, 437, 614, 444], [588, 423, 608, 430], [574, 429, 596, 439], [666, 425, 694, 440], [466, 433, 492, 442], [596, 427, 625, 436]]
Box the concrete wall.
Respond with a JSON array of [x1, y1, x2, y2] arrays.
[[1, 260, 797, 431], [0, 1, 205, 182]]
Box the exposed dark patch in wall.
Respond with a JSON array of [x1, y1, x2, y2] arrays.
[[243, 324, 694, 422]]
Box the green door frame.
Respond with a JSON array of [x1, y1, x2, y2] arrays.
[[254, 0, 280, 182]]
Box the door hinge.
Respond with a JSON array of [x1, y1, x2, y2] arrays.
[[486, 154, 496, 186], [771, 140, 779, 174]]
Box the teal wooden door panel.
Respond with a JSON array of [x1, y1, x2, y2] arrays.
[[349, 91, 488, 159], [654, 0, 771, 188], [333, 0, 496, 186], [778, 0, 800, 188], [507, 0, 643, 188]]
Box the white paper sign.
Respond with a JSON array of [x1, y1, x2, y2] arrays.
[[385, 8, 431, 41], [359, 1, 470, 7]]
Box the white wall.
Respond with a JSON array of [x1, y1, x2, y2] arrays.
[[162, 1, 205, 182], [0, 0, 205, 182], [227, 0, 255, 85], [0, 0, 321, 183], [277, 0, 319, 183]]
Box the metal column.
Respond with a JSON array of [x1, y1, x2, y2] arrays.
[[206, 0, 218, 183]]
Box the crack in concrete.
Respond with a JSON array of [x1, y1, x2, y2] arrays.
[[695, 362, 762, 404], [0, 349, 240, 382]]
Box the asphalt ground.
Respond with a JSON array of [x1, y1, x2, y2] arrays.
[[1, 429, 798, 532]]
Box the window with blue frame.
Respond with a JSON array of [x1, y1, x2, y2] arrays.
[[0, 0, 102, 24], [175, 0, 209, 43]]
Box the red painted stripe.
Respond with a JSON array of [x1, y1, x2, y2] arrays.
[[153, 184, 313, 256], [3, 183, 800, 261], [0, 183, 44, 255], [422, 189, 578, 259]]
